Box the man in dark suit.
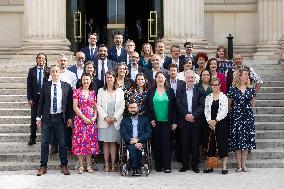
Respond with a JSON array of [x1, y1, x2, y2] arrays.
[[180, 42, 197, 70], [176, 70, 205, 173], [167, 63, 186, 162], [68, 51, 85, 80], [80, 33, 98, 62], [120, 101, 152, 176], [127, 51, 145, 82], [144, 54, 168, 87], [108, 32, 127, 63], [27, 53, 49, 145], [94, 44, 116, 86], [155, 39, 169, 68], [36, 65, 73, 176], [163, 45, 185, 72]]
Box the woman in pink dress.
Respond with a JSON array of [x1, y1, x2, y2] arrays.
[[72, 73, 99, 174]]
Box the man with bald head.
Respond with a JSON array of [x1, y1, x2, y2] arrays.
[[176, 70, 205, 173], [144, 54, 168, 86], [68, 51, 86, 80]]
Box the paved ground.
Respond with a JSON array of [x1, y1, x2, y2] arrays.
[[0, 168, 283, 189]]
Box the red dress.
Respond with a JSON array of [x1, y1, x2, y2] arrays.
[[72, 88, 99, 155]]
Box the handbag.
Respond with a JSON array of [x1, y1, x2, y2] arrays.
[[206, 130, 222, 168]]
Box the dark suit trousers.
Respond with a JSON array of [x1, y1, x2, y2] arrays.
[[127, 144, 143, 169], [30, 95, 40, 141], [180, 121, 200, 168], [153, 121, 172, 170], [40, 114, 68, 167]]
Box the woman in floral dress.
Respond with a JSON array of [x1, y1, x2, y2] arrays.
[[72, 73, 99, 174]]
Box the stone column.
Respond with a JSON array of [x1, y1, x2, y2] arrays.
[[19, 0, 71, 55], [279, 0, 284, 61], [254, 0, 282, 60], [163, 0, 207, 51]]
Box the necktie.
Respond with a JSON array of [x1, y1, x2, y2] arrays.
[[101, 61, 105, 83], [90, 48, 94, 58], [53, 84, 57, 113], [38, 68, 42, 93]]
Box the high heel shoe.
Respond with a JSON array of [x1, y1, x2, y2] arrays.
[[111, 164, 117, 172], [203, 168, 213, 173], [242, 167, 249, 172], [86, 166, 94, 173], [104, 164, 110, 172], [236, 167, 242, 172], [78, 167, 84, 174]]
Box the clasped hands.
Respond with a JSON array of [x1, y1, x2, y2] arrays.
[[83, 116, 96, 125], [130, 138, 143, 150], [104, 116, 117, 126], [208, 120, 217, 130], [151, 120, 177, 130], [185, 114, 194, 122]]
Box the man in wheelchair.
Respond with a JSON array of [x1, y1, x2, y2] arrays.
[[120, 101, 152, 176]]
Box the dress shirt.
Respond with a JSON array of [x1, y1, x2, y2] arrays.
[[76, 65, 84, 79], [97, 59, 108, 80], [89, 45, 96, 57], [130, 65, 139, 81], [186, 85, 194, 113], [116, 46, 122, 56], [127, 54, 131, 65], [50, 81, 63, 114], [131, 116, 139, 138], [37, 66, 44, 93], [152, 69, 158, 79], [60, 70, 77, 88], [170, 79, 177, 95]]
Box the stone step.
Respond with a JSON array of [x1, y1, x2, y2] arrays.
[[253, 69, 284, 75], [0, 83, 26, 89], [256, 93, 284, 100], [256, 139, 284, 149], [254, 114, 284, 122], [0, 95, 26, 102], [0, 124, 31, 133], [0, 77, 26, 83], [256, 130, 284, 139], [260, 87, 284, 93], [255, 122, 284, 130], [262, 81, 284, 87], [0, 109, 30, 116], [0, 102, 29, 109], [256, 100, 284, 107], [0, 133, 41, 142], [0, 142, 40, 153], [254, 107, 284, 114], [0, 89, 26, 95], [0, 73, 27, 77], [260, 75, 284, 81], [0, 116, 30, 124]]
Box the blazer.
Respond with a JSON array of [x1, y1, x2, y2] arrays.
[[27, 66, 49, 101], [94, 58, 117, 82], [37, 81, 73, 123], [120, 115, 152, 144], [166, 79, 186, 97], [96, 87, 125, 130], [163, 57, 185, 72], [80, 46, 98, 62], [144, 68, 168, 87], [108, 47, 127, 63], [127, 64, 146, 81], [145, 87, 177, 125], [176, 84, 205, 126], [204, 92, 228, 122]]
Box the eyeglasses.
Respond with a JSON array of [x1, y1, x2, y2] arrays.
[[131, 56, 139, 59], [78, 57, 84, 60], [211, 84, 220, 86]]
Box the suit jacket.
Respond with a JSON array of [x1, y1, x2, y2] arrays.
[[68, 64, 84, 80], [176, 84, 205, 127], [144, 68, 168, 87], [145, 87, 177, 125], [27, 66, 48, 101], [80, 46, 98, 62], [163, 57, 185, 72], [108, 47, 127, 63], [96, 87, 125, 130], [120, 115, 152, 144], [167, 79, 186, 97], [37, 81, 73, 123], [94, 58, 117, 83]]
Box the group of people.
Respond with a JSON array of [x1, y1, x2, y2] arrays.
[[26, 32, 263, 176]]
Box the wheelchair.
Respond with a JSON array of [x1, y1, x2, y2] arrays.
[[118, 139, 152, 176]]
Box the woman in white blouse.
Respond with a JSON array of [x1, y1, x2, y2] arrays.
[[204, 78, 229, 174], [97, 71, 125, 172]]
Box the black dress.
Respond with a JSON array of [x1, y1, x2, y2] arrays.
[[207, 99, 229, 158]]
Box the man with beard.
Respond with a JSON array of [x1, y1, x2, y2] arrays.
[[108, 32, 127, 62], [120, 101, 152, 176], [94, 44, 116, 86]]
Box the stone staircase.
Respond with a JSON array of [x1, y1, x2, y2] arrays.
[[0, 59, 283, 171]]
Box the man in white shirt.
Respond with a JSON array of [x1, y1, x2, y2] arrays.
[[57, 54, 77, 89], [68, 51, 85, 80], [108, 32, 127, 62]]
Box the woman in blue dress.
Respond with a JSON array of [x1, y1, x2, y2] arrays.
[[227, 67, 256, 172]]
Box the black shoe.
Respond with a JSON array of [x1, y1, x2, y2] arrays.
[[164, 169, 171, 173], [222, 169, 228, 175], [203, 168, 213, 173], [132, 169, 137, 176], [155, 166, 162, 172], [27, 140, 36, 145], [50, 145, 58, 155], [179, 166, 189, 172], [192, 166, 200, 173], [135, 168, 142, 176]]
